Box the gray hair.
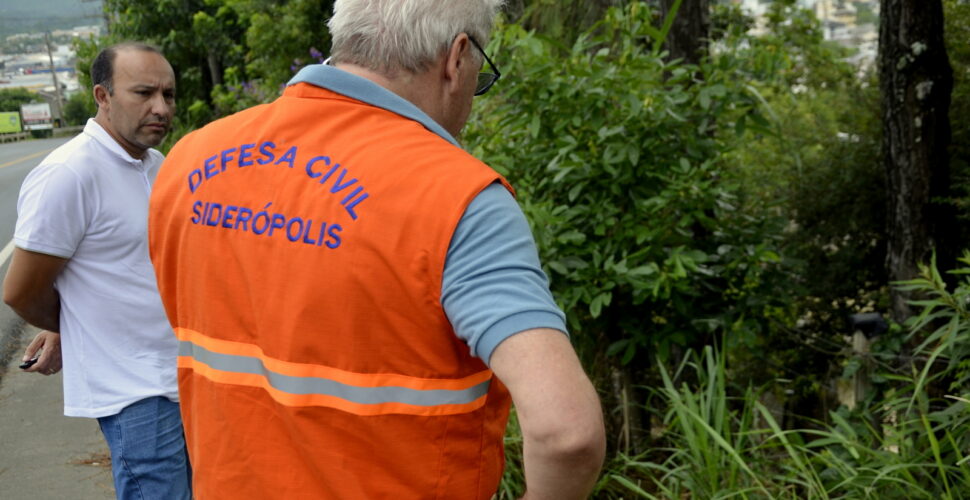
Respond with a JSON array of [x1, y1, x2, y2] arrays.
[[327, 0, 504, 75]]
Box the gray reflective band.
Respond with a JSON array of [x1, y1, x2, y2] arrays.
[[179, 341, 490, 407]]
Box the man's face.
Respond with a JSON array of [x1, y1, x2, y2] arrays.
[[96, 49, 175, 158]]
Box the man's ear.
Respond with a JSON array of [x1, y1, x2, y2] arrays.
[[93, 84, 109, 109], [443, 33, 471, 94]]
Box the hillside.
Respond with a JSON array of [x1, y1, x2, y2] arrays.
[[0, 0, 103, 38]]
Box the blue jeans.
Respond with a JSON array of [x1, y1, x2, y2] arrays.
[[97, 397, 192, 500]]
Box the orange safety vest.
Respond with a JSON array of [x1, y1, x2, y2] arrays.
[[149, 82, 514, 499]]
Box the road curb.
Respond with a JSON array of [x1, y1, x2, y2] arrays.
[[0, 316, 25, 387]]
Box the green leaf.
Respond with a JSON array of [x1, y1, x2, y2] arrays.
[[629, 265, 657, 276], [606, 339, 628, 357], [547, 260, 568, 275], [621, 342, 637, 365], [567, 183, 583, 202], [528, 114, 540, 138], [640, 24, 664, 45], [699, 92, 711, 110], [734, 115, 747, 136], [610, 474, 653, 497], [551, 165, 573, 183], [597, 125, 625, 139], [626, 144, 641, 166], [654, 0, 684, 54], [557, 230, 586, 245], [589, 291, 611, 318]]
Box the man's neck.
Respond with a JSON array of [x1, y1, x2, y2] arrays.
[[94, 114, 147, 160], [334, 63, 447, 131]]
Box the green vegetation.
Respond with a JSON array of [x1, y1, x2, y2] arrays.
[[61, 91, 95, 126], [947, 0, 970, 226], [76, 0, 969, 497], [465, 5, 798, 458], [501, 252, 970, 498], [71, 0, 336, 145], [0, 88, 42, 112], [478, 1, 969, 497]]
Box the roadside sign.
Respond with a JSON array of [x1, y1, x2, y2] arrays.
[[21, 102, 53, 131], [0, 112, 21, 134]]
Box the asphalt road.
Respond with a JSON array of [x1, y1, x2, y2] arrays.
[[0, 136, 71, 371], [0, 135, 115, 499]]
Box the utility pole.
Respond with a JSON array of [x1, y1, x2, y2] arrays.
[[44, 31, 64, 126]]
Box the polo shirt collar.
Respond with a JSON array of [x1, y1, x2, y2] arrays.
[[286, 64, 460, 147], [83, 118, 148, 167]]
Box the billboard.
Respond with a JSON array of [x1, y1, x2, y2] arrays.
[[21, 102, 53, 131], [0, 112, 21, 134]]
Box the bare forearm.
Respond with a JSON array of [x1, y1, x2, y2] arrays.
[[519, 433, 605, 500], [2, 247, 66, 332], [5, 291, 60, 332], [490, 329, 607, 500]]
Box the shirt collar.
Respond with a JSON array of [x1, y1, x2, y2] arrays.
[[83, 118, 149, 167], [286, 64, 460, 147]]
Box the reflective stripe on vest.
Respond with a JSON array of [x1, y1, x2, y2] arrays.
[[175, 327, 492, 416]]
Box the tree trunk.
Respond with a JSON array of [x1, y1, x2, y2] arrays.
[[660, 0, 710, 66], [879, 0, 954, 323], [207, 51, 222, 87]]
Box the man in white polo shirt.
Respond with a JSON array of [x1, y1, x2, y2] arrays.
[[2, 42, 191, 500]]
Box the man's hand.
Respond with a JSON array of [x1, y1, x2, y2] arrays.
[[490, 328, 606, 500], [22, 330, 62, 376]]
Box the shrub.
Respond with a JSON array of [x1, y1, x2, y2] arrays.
[[465, 2, 794, 450], [62, 91, 96, 126], [559, 254, 970, 499]]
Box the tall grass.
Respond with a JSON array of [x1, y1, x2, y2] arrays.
[[500, 252, 970, 499]]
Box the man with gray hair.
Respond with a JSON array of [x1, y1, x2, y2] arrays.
[[148, 1, 605, 498]]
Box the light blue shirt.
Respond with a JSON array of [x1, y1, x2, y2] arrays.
[[289, 65, 567, 364]]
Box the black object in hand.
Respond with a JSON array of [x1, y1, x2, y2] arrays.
[[19, 357, 39, 369]]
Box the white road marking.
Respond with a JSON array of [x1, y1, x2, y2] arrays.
[[0, 239, 14, 269]]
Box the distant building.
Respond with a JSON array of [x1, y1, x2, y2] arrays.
[[0, 32, 80, 98], [6, 25, 101, 44], [729, 0, 880, 74], [52, 25, 102, 39], [5, 32, 45, 43]]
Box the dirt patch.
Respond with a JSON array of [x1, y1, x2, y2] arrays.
[[0, 318, 27, 386], [70, 451, 112, 469]]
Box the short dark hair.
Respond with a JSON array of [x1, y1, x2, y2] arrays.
[[90, 42, 162, 95]]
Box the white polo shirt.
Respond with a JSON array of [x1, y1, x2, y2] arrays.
[[15, 119, 179, 418]]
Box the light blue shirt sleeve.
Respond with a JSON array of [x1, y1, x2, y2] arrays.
[[441, 183, 568, 365]]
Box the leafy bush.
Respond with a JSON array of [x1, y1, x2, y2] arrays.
[[466, 2, 792, 361], [712, 0, 887, 425], [550, 255, 970, 499], [0, 88, 40, 112], [62, 91, 96, 126], [465, 2, 795, 450]]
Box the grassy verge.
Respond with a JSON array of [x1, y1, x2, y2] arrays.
[[500, 253, 970, 499]]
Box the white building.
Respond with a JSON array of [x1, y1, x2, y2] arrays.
[[731, 0, 880, 73]]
